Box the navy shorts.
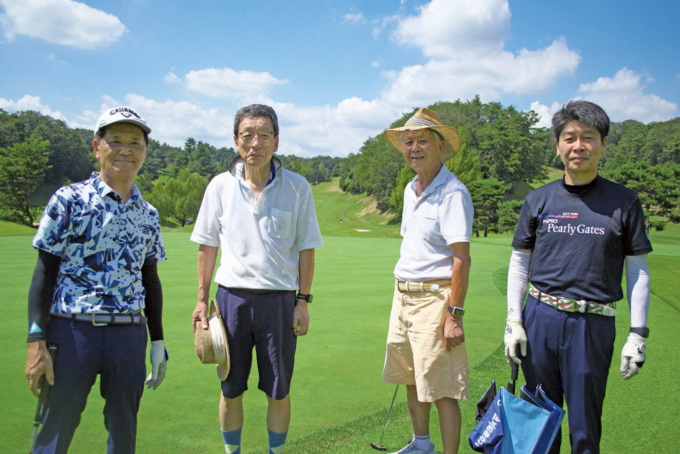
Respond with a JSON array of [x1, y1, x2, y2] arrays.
[[216, 286, 297, 400]]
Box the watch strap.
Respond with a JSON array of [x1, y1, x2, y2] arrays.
[[630, 327, 649, 338], [447, 306, 465, 317], [297, 293, 313, 303]]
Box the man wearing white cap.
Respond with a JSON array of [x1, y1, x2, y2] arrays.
[[26, 106, 168, 453], [382, 108, 474, 454]]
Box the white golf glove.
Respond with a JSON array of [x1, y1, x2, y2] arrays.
[[504, 320, 527, 365], [146, 340, 168, 390], [620, 333, 645, 380]]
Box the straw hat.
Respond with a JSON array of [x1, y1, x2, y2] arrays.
[[194, 300, 230, 381], [384, 107, 461, 162]]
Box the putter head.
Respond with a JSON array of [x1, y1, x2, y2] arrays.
[[370, 442, 387, 451]]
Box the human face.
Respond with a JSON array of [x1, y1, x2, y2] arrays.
[[401, 129, 443, 175], [556, 120, 607, 184], [234, 116, 279, 170], [93, 123, 148, 182]]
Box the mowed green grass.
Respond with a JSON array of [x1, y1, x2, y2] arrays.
[[1, 180, 679, 453]]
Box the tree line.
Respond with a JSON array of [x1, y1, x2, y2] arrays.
[[0, 109, 341, 227], [1, 105, 678, 231], [337, 97, 680, 236]]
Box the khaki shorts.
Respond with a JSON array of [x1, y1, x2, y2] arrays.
[[382, 286, 469, 402]]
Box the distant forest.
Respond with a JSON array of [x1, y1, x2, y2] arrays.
[[1, 100, 679, 232]]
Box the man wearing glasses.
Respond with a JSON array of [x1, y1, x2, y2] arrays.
[[191, 104, 323, 454]]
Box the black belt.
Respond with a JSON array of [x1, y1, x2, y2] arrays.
[[50, 312, 147, 326]]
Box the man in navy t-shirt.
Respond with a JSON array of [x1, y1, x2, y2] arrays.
[[504, 101, 652, 454]]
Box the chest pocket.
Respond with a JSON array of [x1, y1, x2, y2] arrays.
[[267, 208, 292, 240], [416, 204, 441, 244]]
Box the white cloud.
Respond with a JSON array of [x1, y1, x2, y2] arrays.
[[529, 101, 561, 129], [269, 97, 400, 157], [47, 53, 66, 64], [164, 72, 180, 85], [371, 61, 380, 68], [0, 0, 126, 49], [0, 95, 67, 121], [372, 15, 399, 39], [183, 68, 288, 103], [381, 0, 580, 108], [577, 68, 677, 123], [342, 9, 365, 25]]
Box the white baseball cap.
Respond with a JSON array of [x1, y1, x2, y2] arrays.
[[94, 106, 151, 136]]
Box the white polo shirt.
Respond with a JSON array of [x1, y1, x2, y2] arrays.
[[191, 157, 323, 290], [394, 165, 473, 281]]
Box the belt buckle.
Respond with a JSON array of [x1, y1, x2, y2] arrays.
[[92, 314, 108, 326], [577, 300, 589, 313]]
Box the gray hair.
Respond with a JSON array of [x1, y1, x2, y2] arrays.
[[233, 104, 279, 137]]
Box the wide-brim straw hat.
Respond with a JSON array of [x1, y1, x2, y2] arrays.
[[194, 300, 230, 381], [384, 107, 461, 162]]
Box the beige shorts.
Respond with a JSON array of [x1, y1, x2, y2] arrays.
[[382, 286, 469, 402]]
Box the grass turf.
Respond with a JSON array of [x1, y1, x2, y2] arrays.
[[1, 178, 678, 453]]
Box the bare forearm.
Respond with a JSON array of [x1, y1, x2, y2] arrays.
[[197, 245, 219, 304], [449, 242, 471, 308], [298, 248, 315, 295]]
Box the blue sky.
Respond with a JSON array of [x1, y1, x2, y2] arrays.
[[1, 0, 679, 157]]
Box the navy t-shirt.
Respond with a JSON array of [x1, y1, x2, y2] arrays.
[[512, 176, 652, 304]]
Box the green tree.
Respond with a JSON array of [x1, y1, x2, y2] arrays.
[[477, 103, 547, 183], [146, 169, 208, 227], [468, 178, 507, 237], [0, 137, 51, 225], [389, 164, 416, 218], [188, 141, 218, 178], [497, 199, 523, 233], [605, 162, 680, 226]]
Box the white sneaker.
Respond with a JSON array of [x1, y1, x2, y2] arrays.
[[389, 439, 435, 454]]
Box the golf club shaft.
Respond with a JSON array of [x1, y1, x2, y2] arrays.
[[379, 384, 399, 444], [29, 345, 57, 453]]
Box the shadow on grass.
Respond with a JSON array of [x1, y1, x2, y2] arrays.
[[286, 343, 510, 454]]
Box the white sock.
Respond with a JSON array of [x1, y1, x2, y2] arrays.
[[414, 434, 432, 450]]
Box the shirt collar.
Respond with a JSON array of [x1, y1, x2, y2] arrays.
[[229, 155, 283, 183], [411, 164, 450, 199], [89, 171, 142, 203]]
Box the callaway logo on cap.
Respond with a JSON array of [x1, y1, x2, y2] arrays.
[[94, 106, 151, 136]]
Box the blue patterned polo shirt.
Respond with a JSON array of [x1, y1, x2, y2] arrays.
[[33, 172, 167, 314]]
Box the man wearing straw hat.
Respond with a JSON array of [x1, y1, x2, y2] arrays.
[[382, 108, 474, 454], [191, 104, 323, 454], [504, 100, 652, 453], [25, 106, 168, 453]]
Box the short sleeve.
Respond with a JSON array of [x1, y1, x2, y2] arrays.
[[295, 183, 324, 251], [623, 197, 653, 256], [440, 190, 473, 244], [190, 178, 222, 247], [511, 197, 536, 250], [144, 209, 167, 265], [32, 190, 73, 257]]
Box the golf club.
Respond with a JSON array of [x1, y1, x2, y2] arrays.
[[370, 384, 399, 451], [29, 345, 57, 454]]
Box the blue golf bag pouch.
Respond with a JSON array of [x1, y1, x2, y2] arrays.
[[468, 385, 565, 454]]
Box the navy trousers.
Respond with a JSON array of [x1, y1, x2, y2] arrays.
[[34, 317, 148, 454], [522, 294, 616, 454]]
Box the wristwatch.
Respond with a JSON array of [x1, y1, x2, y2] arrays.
[[447, 306, 465, 317], [297, 293, 313, 303], [629, 327, 649, 338]]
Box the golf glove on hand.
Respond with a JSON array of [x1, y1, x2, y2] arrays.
[[504, 320, 527, 365], [146, 340, 168, 390], [620, 333, 645, 380]]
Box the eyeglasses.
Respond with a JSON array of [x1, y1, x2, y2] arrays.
[[238, 131, 275, 145]]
